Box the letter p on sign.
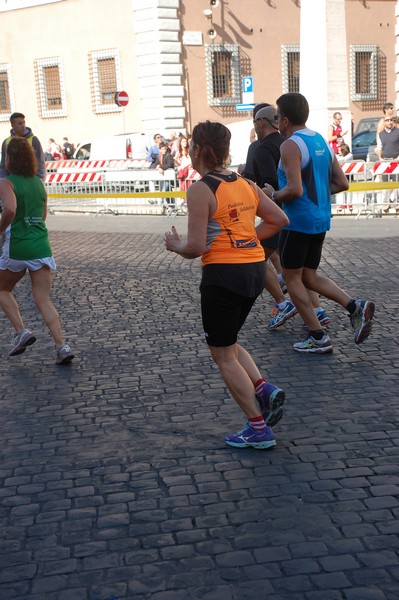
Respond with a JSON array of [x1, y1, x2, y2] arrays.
[[242, 77, 253, 93]]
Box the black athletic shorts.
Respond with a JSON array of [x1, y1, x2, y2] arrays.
[[201, 285, 257, 347], [260, 232, 279, 251], [278, 230, 326, 270]]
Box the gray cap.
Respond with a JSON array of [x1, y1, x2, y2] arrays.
[[254, 105, 278, 125]]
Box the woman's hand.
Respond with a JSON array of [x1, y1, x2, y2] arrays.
[[164, 225, 182, 253]]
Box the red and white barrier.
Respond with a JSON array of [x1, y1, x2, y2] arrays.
[[45, 159, 152, 172], [373, 161, 399, 175], [46, 172, 103, 184], [341, 161, 366, 175]]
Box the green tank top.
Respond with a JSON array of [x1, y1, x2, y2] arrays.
[[7, 174, 52, 260]]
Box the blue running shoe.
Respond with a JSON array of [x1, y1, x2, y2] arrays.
[[315, 307, 332, 326], [267, 301, 297, 330], [225, 423, 276, 449], [256, 382, 286, 426]]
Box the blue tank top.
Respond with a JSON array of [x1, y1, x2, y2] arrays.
[[278, 128, 334, 234]]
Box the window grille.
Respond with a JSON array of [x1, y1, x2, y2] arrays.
[[36, 58, 67, 118], [90, 49, 122, 114], [282, 45, 300, 94], [0, 66, 11, 117], [350, 45, 378, 101], [205, 44, 240, 106], [44, 65, 62, 109]]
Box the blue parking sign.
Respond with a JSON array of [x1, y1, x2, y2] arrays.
[[242, 76, 253, 93]]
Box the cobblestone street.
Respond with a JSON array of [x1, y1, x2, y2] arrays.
[[0, 215, 398, 600]]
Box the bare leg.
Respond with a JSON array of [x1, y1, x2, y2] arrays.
[[269, 251, 282, 275], [209, 344, 261, 419], [0, 269, 26, 331], [29, 267, 64, 346], [302, 268, 351, 308], [264, 248, 285, 303], [265, 262, 286, 303], [236, 343, 261, 385], [309, 289, 321, 309], [284, 267, 351, 330], [283, 268, 323, 330]]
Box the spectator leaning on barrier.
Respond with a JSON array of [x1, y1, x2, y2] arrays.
[[376, 116, 399, 161], [376, 116, 399, 213], [337, 143, 353, 164], [0, 112, 46, 181], [151, 142, 175, 205], [147, 133, 163, 166], [376, 102, 397, 139]]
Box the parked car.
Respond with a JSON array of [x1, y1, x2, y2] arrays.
[[351, 129, 378, 161], [354, 117, 380, 135]]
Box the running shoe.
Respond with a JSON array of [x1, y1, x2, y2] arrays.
[[350, 299, 375, 344], [224, 423, 276, 449], [267, 301, 297, 330], [267, 406, 284, 428], [315, 307, 332, 326], [256, 382, 286, 426], [301, 307, 332, 328], [9, 329, 36, 356], [56, 343, 74, 364], [293, 334, 333, 354]]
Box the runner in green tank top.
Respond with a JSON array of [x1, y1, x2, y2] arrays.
[[0, 137, 74, 364]]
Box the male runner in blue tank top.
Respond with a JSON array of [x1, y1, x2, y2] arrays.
[[263, 93, 375, 353]]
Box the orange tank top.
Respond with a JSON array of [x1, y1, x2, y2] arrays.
[[201, 172, 265, 266]]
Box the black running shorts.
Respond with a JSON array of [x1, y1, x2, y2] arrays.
[[278, 230, 326, 270], [201, 285, 257, 347], [260, 232, 280, 251]]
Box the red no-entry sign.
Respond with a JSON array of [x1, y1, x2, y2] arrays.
[[115, 91, 129, 107]]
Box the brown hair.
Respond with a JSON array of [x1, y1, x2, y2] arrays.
[[6, 137, 38, 177], [177, 136, 189, 157], [191, 121, 230, 170]]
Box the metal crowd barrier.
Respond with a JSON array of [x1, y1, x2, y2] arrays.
[[45, 167, 185, 216], [44, 160, 399, 217], [334, 159, 399, 218]]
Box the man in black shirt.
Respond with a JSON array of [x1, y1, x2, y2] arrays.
[[250, 105, 298, 330]]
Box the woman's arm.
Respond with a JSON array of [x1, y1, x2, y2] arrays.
[[250, 183, 289, 240], [165, 181, 213, 259], [0, 179, 16, 234], [41, 180, 48, 221]]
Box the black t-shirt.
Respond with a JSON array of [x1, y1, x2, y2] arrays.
[[252, 131, 286, 188]]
